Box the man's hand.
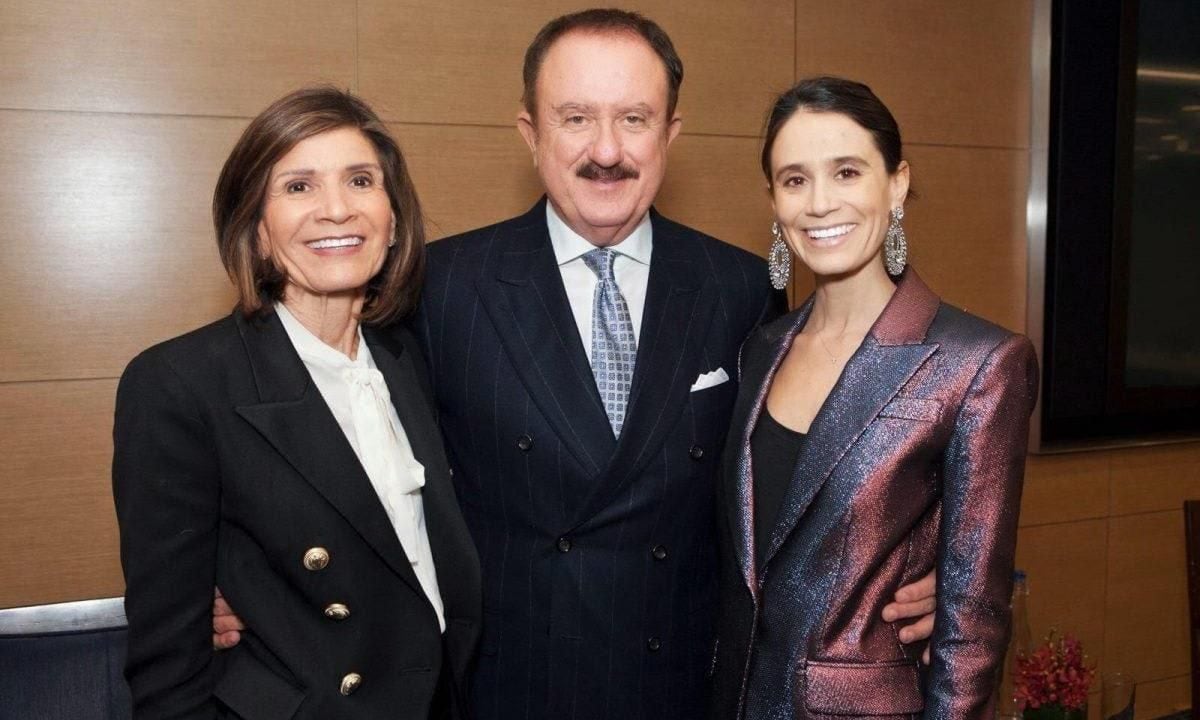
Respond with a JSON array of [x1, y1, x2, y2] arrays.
[[881, 569, 936, 663], [212, 587, 245, 650]]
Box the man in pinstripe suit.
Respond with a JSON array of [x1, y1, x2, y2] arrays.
[[409, 10, 939, 720], [213, 9, 937, 719]]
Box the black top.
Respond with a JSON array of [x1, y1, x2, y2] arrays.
[[751, 408, 807, 563]]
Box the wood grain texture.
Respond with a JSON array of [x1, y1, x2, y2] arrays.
[[0, 1, 356, 117], [400, 123, 773, 258], [0, 111, 241, 383], [1020, 452, 1110, 527], [1109, 442, 1200, 516], [0, 379, 123, 608], [901, 144, 1029, 333], [1105, 511, 1190, 683], [1129, 674, 1190, 719], [1014, 520, 1108, 679], [794, 0, 1033, 149], [358, 0, 793, 136]]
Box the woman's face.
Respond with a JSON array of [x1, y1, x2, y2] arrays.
[[769, 110, 908, 279], [257, 126, 395, 307]]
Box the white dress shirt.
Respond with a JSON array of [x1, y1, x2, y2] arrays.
[[546, 202, 653, 362], [275, 303, 445, 631]]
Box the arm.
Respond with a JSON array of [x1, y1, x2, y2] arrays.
[[113, 352, 221, 719], [924, 335, 1038, 719]]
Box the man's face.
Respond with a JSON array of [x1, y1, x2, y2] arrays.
[[518, 31, 682, 247]]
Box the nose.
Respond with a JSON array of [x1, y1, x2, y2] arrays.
[[588, 121, 623, 167], [806, 177, 838, 217], [317, 184, 354, 223]]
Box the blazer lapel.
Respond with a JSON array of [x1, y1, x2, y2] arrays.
[[232, 312, 425, 596], [758, 269, 942, 575], [475, 200, 616, 479], [729, 299, 813, 598], [569, 213, 716, 528]]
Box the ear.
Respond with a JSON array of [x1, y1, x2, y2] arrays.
[[665, 114, 683, 147], [517, 111, 538, 164], [889, 160, 911, 208]]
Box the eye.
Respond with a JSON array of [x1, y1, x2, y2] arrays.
[[285, 180, 310, 193], [564, 115, 587, 126], [782, 175, 807, 188], [835, 166, 861, 180], [622, 114, 647, 126], [349, 173, 374, 188]]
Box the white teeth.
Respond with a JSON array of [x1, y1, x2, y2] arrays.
[[806, 224, 855, 240], [306, 236, 363, 249]]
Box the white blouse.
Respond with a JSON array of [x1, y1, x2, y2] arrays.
[[275, 303, 445, 631]]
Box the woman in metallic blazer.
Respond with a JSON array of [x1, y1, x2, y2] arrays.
[[709, 77, 1038, 719]]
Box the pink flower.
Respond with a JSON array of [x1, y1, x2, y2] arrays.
[[1014, 631, 1095, 711]]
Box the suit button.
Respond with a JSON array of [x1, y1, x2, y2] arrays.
[[651, 545, 668, 561], [647, 637, 662, 652], [689, 445, 704, 460], [302, 547, 330, 571], [517, 434, 533, 452], [556, 537, 572, 553], [339, 672, 362, 696], [324, 603, 350, 621]]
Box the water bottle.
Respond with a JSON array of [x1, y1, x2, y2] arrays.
[[997, 570, 1031, 719]]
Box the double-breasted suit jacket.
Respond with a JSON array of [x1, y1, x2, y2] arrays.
[[710, 269, 1038, 720], [113, 310, 481, 720], [412, 199, 780, 720]]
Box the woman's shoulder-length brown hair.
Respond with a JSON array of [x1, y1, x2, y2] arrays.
[[213, 85, 425, 326]]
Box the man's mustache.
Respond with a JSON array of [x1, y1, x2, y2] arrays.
[[576, 162, 640, 181]]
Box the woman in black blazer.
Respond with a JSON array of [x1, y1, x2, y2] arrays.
[[112, 87, 480, 719], [709, 77, 1037, 719]]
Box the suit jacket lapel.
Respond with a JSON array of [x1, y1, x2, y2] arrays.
[[569, 212, 716, 528], [757, 269, 942, 576], [232, 312, 425, 597], [475, 200, 616, 479]]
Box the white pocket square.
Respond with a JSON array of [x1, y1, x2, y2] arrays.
[[690, 367, 730, 392]]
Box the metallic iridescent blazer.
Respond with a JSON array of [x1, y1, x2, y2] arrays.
[[709, 269, 1038, 720]]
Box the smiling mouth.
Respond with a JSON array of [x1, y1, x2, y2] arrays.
[[305, 236, 364, 250], [804, 224, 856, 241]]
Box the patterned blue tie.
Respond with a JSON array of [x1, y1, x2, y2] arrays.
[[582, 248, 637, 437]]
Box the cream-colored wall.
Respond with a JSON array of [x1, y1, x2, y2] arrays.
[[0, 1, 1191, 716]]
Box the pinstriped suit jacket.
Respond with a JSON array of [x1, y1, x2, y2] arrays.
[[411, 198, 781, 720]]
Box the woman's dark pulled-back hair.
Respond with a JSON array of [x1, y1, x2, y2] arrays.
[[761, 76, 907, 187], [213, 85, 425, 326]]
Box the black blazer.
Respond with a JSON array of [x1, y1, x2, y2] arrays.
[[710, 269, 1038, 719], [412, 199, 782, 720], [112, 310, 481, 720]]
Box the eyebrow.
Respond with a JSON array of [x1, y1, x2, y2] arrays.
[[774, 155, 871, 179], [273, 162, 383, 180]]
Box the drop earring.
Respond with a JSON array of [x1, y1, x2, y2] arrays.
[[768, 221, 790, 290], [884, 206, 907, 276]]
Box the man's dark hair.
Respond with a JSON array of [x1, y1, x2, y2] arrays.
[[522, 8, 684, 119]]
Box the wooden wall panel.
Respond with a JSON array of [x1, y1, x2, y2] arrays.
[[1132, 675, 1191, 719], [1104, 512, 1190, 683], [1014, 521, 1108, 677], [902, 145, 1028, 332], [0, 1, 356, 117], [1109, 443, 1200, 515], [794, 0, 1033, 149], [0, 380, 122, 607], [1020, 453, 1110, 527], [359, 0, 794, 136], [0, 111, 241, 383]]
